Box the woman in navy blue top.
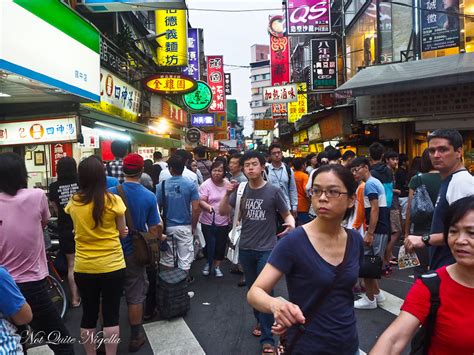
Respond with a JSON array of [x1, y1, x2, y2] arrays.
[[248, 164, 364, 354]]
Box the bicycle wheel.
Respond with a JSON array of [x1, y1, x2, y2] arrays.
[[46, 275, 67, 319]]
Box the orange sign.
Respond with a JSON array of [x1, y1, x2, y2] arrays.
[[143, 73, 196, 94], [162, 99, 187, 126], [254, 119, 274, 131]]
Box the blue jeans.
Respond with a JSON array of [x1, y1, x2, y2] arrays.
[[239, 249, 274, 346]]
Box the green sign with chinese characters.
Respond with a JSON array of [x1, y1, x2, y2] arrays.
[[183, 81, 213, 112]]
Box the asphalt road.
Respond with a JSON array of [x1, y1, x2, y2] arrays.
[[30, 250, 416, 355]]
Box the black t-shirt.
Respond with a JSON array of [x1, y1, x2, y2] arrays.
[[49, 180, 79, 232]]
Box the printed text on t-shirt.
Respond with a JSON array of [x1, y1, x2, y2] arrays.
[[245, 199, 266, 220]]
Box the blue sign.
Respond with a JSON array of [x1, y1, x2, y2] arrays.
[[229, 128, 235, 140], [191, 114, 215, 127], [182, 28, 200, 81]]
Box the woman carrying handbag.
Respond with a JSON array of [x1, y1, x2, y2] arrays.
[[247, 165, 364, 354]]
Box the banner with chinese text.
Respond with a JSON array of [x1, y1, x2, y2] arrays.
[[310, 39, 337, 91], [206, 55, 226, 112], [156, 9, 188, 66], [286, 0, 331, 35], [182, 28, 200, 79], [51, 143, 73, 177], [288, 83, 307, 123], [162, 99, 187, 126], [270, 34, 290, 119], [421, 0, 460, 51], [263, 84, 298, 104]]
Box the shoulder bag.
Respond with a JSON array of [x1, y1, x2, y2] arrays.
[[410, 175, 435, 225], [283, 230, 352, 354], [410, 272, 441, 355], [226, 182, 247, 264], [117, 185, 160, 268], [359, 246, 383, 279]]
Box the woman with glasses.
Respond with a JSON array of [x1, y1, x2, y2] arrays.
[[247, 164, 364, 354]]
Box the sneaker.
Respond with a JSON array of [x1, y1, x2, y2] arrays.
[[214, 267, 224, 278], [354, 294, 377, 309], [202, 264, 210, 276], [375, 291, 386, 305]]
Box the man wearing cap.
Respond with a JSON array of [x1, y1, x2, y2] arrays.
[[109, 153, 163, 352]]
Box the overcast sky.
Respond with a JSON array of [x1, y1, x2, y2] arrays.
[[186, 0, 282, 135]]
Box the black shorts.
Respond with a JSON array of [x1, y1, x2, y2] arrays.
[[58, 229, 75, 255]]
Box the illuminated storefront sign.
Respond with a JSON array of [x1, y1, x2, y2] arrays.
[[0, 117, 78, 146], [308, 123, 322, 141], [288, 82, 307, 123], [263, 84, 298, 104], [183, 81, 213, 111], [143, 73, 196, 94], [182, 28, 200, 80], [206, 55, 226, 112], [85, 67, 141, 122], [254, 119, 275, 131], [310, 39, 338, 91], [191, 114, 215, 127], [286, 0, 331, 35], [421, 0, 460, 51], [162, 99, 187, 126], [155, 9, 188, 66]]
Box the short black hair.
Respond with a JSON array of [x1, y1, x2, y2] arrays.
[[349, 157, 370, 170], [0, 152, 28, 196], [293, 157, 306, 171], [110, 140, 129, 158], [369, 142, 385, 161], [168, 154, 185, 175], [342, 150, 356, 161], [193, 146, 207, 158], [175, 149, 192, 164], [211, 160, 226, 173], [326, 147, 341, 161], [317, 151, 328, 165], [428, 129, 464, 150], [443, 195, 474, 245], [241, 150, 266, 166], [153, 151, 162, 160], [268, 143, 282, 153], [384, 151, 399, 161], [229, 153, 243, 164], [56, 157, 78, 182]]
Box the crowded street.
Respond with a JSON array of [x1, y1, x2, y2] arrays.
[[1, 0, 474, 355]]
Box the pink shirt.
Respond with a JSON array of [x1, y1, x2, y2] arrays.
[[199, 179, 231, 226], [0, 188, 50, 283]]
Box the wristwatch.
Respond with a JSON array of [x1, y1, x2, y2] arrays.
[[422, 234, 431, 247]]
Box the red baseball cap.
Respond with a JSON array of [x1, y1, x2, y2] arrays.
[[123, 153, 144, 175]]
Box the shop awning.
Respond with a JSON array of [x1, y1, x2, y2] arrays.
[[335, 52, 474, 97], [128, 130, 181, 149]]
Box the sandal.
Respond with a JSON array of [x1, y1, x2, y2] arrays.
[[71, 299, 82, 308], [252, 324, 262, 337], [262, 343, 275, 354]]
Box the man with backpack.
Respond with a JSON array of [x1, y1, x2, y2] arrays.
[[194, 145, 212, 181], [405, 129, 474, 270], [109, 153, 162, 352], [266, 143, 298, 219]]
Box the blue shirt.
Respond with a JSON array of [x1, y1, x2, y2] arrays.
[[156, 176, 199, 227], [0, 266, 25, 354], [109, 182, 160, 256], [364, 176, 390, 235], [106, 176, 120, 189], [268, 227, 364, 354]]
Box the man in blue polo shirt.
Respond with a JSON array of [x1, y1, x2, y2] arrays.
[[156, 154, 200, 274], [109, 153, 162, 352], [405, 129, 474, 269]]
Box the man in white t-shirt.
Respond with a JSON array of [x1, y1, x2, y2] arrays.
[[405, 129, 474, 269], [158, 150, 198, 186]]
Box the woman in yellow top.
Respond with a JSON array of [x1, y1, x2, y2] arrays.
[[65, 155, 128, 355]]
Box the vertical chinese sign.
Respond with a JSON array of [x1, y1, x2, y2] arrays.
[[270, 31, 290, 120], [310, 39, 337, 91], [286, 0, 331, 35], [206, 55, 226, 112], [288, 83, 307, 123], [51, 143, 73, 177], [421, 0, 459, 52], [182, 28, 200, 80], [156, 9, 188, 66]]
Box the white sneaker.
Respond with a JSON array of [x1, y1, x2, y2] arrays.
[[214, 267, 223, 278], [354, 294, 377, 309], [375, 291, 386, 305], [202, 264, 210, 276]]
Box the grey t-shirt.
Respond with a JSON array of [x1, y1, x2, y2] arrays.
[[230, 182, 288, 251]]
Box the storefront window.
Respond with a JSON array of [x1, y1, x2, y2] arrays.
[[346, 0, 377, 79], [463, 0, 474, 52]]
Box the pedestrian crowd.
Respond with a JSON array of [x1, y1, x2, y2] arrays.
[[0, 129, 473, 354]]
